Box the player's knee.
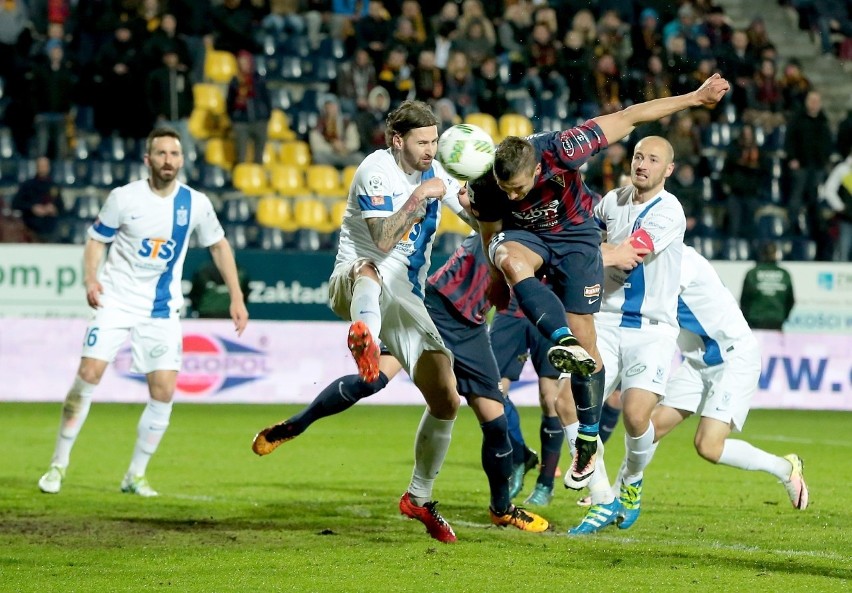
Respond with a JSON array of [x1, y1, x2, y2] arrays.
[[77, 365, 104, 385], [694, 437, 722, 463]]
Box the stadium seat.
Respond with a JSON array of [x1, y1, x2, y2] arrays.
[[51, 158, 82, 188], [434, 231, 465, 255], [754, 206, 790, 239], [0, 126, 15, 159], [98, 135, 128, 162], [267, 109, 297, 142], [306, 164, 345, 199], [223, 222, 249, 250], [279, 56, 304, 82], [278, 35, 312, 59], [262, 141, 278, 167], [268, 86, 292, 111], [87, 160, 115, 188], [318, 37, 346, 61], [328, 199, 348, 226], [293, 197, 332, 232], [506, 94, 536, 120], [188, 109, 215, 140], [204, 138, 234, 169], [686, 235, 719, 260], [221, 197, 252, 223], [204, 50, 238, 84], [232, 162, 270, 196], [463, 113, 499, 142], [720, 238, 752, 261], [193, 83, 226, 115], [438, 208, 472, 236], [255, 195, 294, 230], [198, 163, 232, 192], [308, 57, 337, 84], [291, 110, 319, 139], [499, 113, 534, 139], [342, 164, 357, 190], [279, 140, 311, 169], [70, 194, 102, 220], [787, 237, 816, 261], [259, 225, 286, 250], [269, 164, 308, 197]]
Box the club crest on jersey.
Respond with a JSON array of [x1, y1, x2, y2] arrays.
[[176, 206, 189, 226], [550, 175, 565, 188]]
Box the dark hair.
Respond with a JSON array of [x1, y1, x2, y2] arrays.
[[759, 241, 779, 263], [493, 136, 537, 181], [384, 100, 438, 146], [146, 127, 182, 154]]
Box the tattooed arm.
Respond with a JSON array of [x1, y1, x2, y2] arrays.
[[365, 178, 447, 252]]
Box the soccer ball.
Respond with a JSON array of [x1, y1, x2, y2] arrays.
[[437, 124, 496, 182]]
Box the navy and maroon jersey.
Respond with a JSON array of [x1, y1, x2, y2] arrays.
[[427, 233, 491, 325], [470, 121, 607, 240]]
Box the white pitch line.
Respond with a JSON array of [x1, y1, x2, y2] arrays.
[[748, 434, 852, 447]]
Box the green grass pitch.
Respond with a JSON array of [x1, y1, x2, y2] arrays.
[[1, 403, 849, 592]]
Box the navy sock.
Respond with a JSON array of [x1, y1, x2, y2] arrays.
[[599, 401, 622, 445], [480, 415, 513, 515], [288, 371, 389, 434], [571, 367, 605, 438], [503, 396, 527, 465], [537, 415, 564, 488], [512, 277, 571, 344]]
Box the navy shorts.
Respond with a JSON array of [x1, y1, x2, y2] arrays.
[[490, 310, 560, 381], [489, 229, 603, 314], [424, 286, 503, 402]]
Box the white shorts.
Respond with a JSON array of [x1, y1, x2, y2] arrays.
[[595, 321, 679, 401], [664, 335, 761, 432], [328, 259, 452, 377], [81, 305, 183, 374]]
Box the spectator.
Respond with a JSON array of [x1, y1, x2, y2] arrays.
[[813, 0, 852, 57], [591, 52, 623, 115], [745, 58, 785, 132], [146, 50, 195, 156], [716, 30, 757, 112], [354, 86, 390, 152], [778, 58, 812, 115], [391, 17, 424, 59], [745, 17, 774, 58], [569, 9, 597, 48], [667, 162, 704, 237], [837, 102, 852, 159], [308, 98, 364, 169], [399, 0, 429, 46], [95, 25, 148, 140], [785, 91, 833, 257], [142, 13, 192, 74], [450, 18, 495, 66], [740, 242, 795, 331], [457, 0, 496, 46], [262, 0, 308, 38], [522, 23, 567, 114], [664, 35, 698, 96], [0, 0, 29, 78], [412, 49, 444, 105], [227, 50, 272, 165], [32, 39, 76, 160], [499, 2, 533, 78], [721, 124, 772, 239], [210, 0, 257, 55], [562, 29, 597, 120], [474, 56, 507, 119], [429, 1, 458, 42], [336, 47, 378, 115], [377, 46, 415, 107], [443, 51, 478, 118], [595, 9, 630, 65], [666, 112, 702, 167], [701, 6, 733, 50], [583, 142, 630, 195], [636, 54, 673, 103], [628, 7, 663, 71], [169, 0, 213, 84], [821, 148, 852, 261], [356, 0, 393, 69], [12, 157, 65, 242], [434, 98, 461, 131], [662, 3, 702, 53]]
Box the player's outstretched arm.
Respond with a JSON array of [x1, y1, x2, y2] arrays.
[[83, 238, 107, 308], [209, 237, 249, 336], [365, 178, 446, 252], [592, 73, 731, 144]]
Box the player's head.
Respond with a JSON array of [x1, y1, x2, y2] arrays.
[[630, 136, 674, 194], [145, 127, 183, 186], [385, 100, 439, 173], [493, 136, 541, 201]]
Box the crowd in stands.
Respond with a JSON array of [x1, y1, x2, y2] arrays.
[[0, 0, 851, 261]]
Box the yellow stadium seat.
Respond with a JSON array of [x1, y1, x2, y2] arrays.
[[262, 142, 278, 167], [269, 164, 309, 197], [188, 109, 214, 140], [498, 114, 534, 139], [232, 163, 270, 196], [279, 140, 311, 169], [306, 164, 345, 199], [267, 109, 296, 142], [204, 138, 234, 169], [256, 195, 294, 230], [329, 199, 348, 226], [464, 113, 499, 142], [204, 50, 238, 84], [342, 164, 358, 190], [438, 208, 472, 235], [193, 83, 226, 115], [294, 197, 333, 232]]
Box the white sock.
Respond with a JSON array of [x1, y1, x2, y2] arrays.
[[127, 400, 173, 477], [623, 422, 657, 484], [587, 438, 614, 505], [563, 421, 579, 457], [51, 376, 97, 467], [407, 410, 454, 505], [349, 276, 382, 339], [718, 439, 793, 481]]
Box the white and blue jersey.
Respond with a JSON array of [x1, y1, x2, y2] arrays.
[[676, 246, 753, 367], [334, 149, 463, 297], [594, 184, 685, 331], [89, 179, 224, 318]]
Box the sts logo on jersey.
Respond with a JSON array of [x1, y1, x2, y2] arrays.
[[138, 238, 178, 261]]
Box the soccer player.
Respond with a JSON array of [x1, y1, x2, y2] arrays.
[[569, 136, 686, 535], [490, 301, 566, 506], [257, 100, 481, 544], [37, 127, 248, 497], [471, 74, 730, 492], [254, 232, 549, 537], [616, 246, 809, 522]]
